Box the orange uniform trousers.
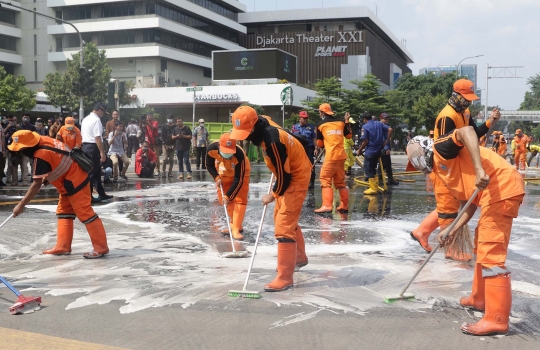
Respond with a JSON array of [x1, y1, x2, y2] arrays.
[[319, 160, 346, 189], [216, 176, 250, 205], [514, 151, 526, 168], [474, 195, 522, 275], [274, 187, 307, 241], [55, 183, 98, 223], [432, 173, 460, 228]]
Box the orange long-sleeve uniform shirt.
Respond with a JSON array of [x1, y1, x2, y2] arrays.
[[433, 130, 525, 270], [430, 104, 492, 226], [56, 125, 82, 149], [315, 116, 352, 188], [251, 116, 311, 241], [206, 141, 250, 204]]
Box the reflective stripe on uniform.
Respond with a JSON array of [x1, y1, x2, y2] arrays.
[[82, 214, 99, 225]]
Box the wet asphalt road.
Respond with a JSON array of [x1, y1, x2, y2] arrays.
[[0, 155, 539, 349]]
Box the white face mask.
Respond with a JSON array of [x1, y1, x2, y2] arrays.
[[167, 119, 173, 123], [219, 151, 233, 159]]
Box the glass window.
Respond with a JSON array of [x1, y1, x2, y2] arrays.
[[56, 37, 63, 52], [63, 6, 92, 20], [34, 61, 38, 81], [151, 2, 238, 43], [102, 2, 135, 18], [101, 31, 135, 46], [0, 34, 16, 51], [186, 0, 237, 21], [0, 8, 16, 25], [141, 29, 219, 58]]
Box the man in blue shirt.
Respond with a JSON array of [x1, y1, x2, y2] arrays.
[[291, 111, 317, 189], [377, 113, 398, 186], [356, 112, 389, 195]]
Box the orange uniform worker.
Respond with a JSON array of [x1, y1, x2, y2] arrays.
[[56, 117, 82, 149], [9, 130, 109, 259], [314, 104, 352, 213], [407, 126, 524, 336], [411, 79, 500, 252], [229, 106, 311, 292], [206, 133, 250, 240], [498, 134, 508, 157], [513, 129, 529, 170]]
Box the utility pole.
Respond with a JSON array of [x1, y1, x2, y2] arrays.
[[456, 54, 483, 81], [0, 1, 85, 118], [484, 65, 524, 121]]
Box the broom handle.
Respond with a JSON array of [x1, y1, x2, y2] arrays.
[[311, 149, 325, 171], [0, 275, 21, 297], [241, 174, 274, 292], [0, 214, 14, 230], [220, 185, 236, 253], [399, 188, 481, 297]]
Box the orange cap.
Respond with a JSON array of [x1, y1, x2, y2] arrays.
[[8, 130, 40, 152], [453, 79, 479, 101], [319, 103, 335, 116], [515, 129, 522, 135], [219, 133, 236, 154], [65, 117, 75, 125], [230, 106, 258, 140]]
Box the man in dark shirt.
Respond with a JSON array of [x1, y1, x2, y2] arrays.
[[4, 115, 20, 186], [172, 117, 192, 180], [19, 113, 37, 185], [160, 115, 177, 178]]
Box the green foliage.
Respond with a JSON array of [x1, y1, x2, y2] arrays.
[[302, 77, 346, 123], [240, 103, 265, 115], [0, 66, 36, 113], [342, 74, 389, 117], [520, 73, 540, 110], [127, 106, 161, 123], [394, 72, 455, 130], [44, 43, 132, 114]]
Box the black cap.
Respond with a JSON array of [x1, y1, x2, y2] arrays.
[[72, 111, 78, 116], [93, 102, 108, 112]]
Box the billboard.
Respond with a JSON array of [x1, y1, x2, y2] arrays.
[[212, 49, 297, 83]]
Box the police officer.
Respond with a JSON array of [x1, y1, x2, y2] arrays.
[[291, 111, 317, 189], [356, 112, 389, 195], [377, 113, 398, 185]]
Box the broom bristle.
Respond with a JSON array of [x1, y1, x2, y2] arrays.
[[444, 224, 473, 262]]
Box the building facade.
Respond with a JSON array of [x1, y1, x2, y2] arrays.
[[2, 0, 247, 91], [238, 7, 413, 90]]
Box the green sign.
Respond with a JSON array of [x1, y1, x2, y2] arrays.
[[280, 85, 293, 105], [187, 87, 203, 92]]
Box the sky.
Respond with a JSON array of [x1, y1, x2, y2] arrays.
[[239, 0, 540, 111]]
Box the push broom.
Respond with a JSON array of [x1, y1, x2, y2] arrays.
[[219, 185, 249, 259], [384, 188, 480, 303], [0, 214, 43, 314], [228, 174, 274, 298]]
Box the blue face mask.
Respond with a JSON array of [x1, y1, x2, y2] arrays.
[[219, 151, 233, 159]]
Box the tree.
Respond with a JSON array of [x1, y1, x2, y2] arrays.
[[44, 43, 132, 113], [393, 72, 456, 130], [520, 73, 540, 110], [342, 74, 388, 117], [0, 66, 36, 113], [240, 103, 264, 115], [302, 77, 347, 123]]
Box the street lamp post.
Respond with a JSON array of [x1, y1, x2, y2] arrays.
[[0, 1, 85, 118], [456, 54, 484, 80]]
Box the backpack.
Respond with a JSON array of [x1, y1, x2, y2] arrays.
[[38, 146, 94, 173]]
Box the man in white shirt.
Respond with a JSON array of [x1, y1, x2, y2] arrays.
[[108, 122, 130, 181], [81, 102, 113, 203]]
